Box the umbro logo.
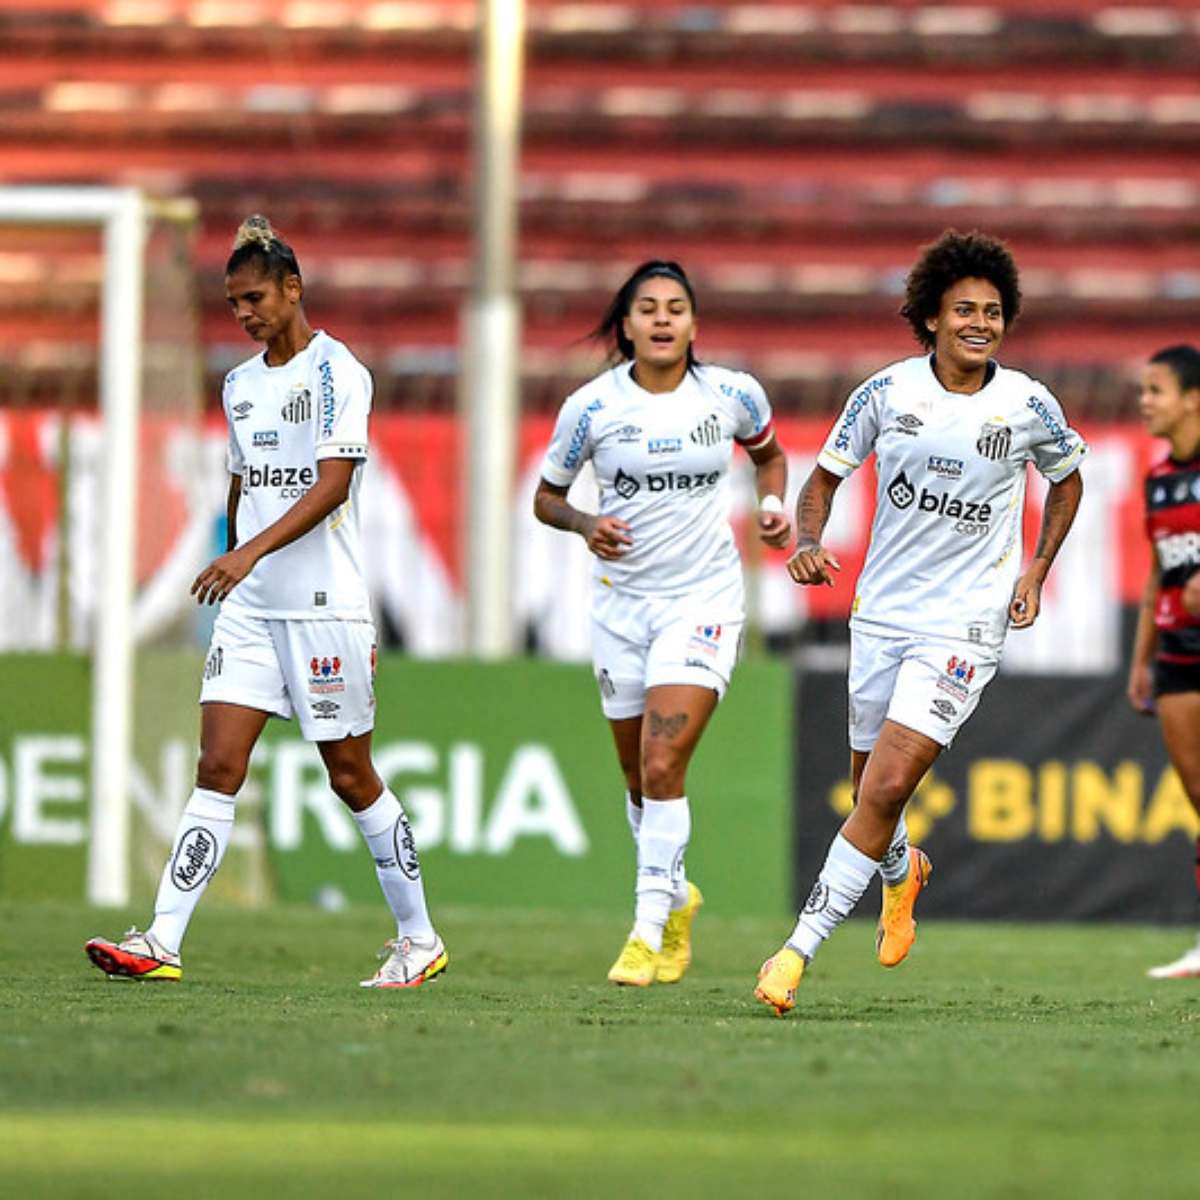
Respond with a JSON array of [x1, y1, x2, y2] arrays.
[[232, 400, 253, 421]]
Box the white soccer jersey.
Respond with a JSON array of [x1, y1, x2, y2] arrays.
[[222, 330, 372, 620], [540, 362, 775, 603], [818, 354, 1087, 650]]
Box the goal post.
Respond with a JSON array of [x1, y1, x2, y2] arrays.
[[0, 185, 197, 907]]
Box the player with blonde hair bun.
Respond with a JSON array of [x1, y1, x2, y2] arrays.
[[86, 216, 447, 989]]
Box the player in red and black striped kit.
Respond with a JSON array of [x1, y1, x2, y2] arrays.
[[1127, 344, 1200, 978]]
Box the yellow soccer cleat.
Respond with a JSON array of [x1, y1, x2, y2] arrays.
[[657, 883, 703, 984], [876, 847, 932, 967], [607, 935, 659, 987], [754, 946, 806, 1016]]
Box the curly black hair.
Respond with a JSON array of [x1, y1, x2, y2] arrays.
[[900, 230, 1021, 349]]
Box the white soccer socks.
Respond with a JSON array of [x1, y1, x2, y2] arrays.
[[878, 813, 910, 886], [787, 833, 880, 962], [626, 790, 691, 915], [353, 789, 436, 943], [148, 787, 236, 955], [625, 791, 643, 841], [633, 796, 691, 951]]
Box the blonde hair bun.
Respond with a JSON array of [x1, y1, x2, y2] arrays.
[[232, 214, 277, 252]]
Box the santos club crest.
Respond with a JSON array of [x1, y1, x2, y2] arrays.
[[976, 421, 1011, 461]]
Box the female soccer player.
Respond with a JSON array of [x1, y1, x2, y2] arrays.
[[1127, 344, 1200, 979], [86, 216, 446, 988], [534, 260, 790, 987], [755, 229, 1086, 1015]]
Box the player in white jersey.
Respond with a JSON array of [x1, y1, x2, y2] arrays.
[[535, 260, 791, 986], [86, 216, 446, 989], [755, 230, 1086, 1015]]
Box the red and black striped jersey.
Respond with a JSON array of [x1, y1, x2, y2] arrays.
[[1145, 452, 1200, 662]]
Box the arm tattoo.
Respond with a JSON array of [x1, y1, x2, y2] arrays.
[[648, 711, 689, 739], [535, 486, 589, 536], [795, 474, 835, 546], [1033, 474, 1083, 568]]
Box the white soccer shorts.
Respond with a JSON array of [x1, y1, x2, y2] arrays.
[[590, 578, 744, 720], [847, 626, 999, 750], [200, 607, 377, 741]]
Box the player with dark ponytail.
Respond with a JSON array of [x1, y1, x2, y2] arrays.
[[535, 260, 790, 987]]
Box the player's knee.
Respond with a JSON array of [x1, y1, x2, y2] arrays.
[[195, 748, 248, 795], [325, 763, 379, 806], [859, 775, 911, 821], [640, 746, 686, 797]]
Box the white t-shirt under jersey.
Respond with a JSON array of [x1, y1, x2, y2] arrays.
[[818, 354, 1087, 650], [222, 330, 372, 620], [540, 362, 775, 602]]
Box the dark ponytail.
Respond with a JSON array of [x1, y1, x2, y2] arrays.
[[592, 260, 699, 368]]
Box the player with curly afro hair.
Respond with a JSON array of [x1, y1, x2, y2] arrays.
[[754, 228, 1087, 1017], [900, 229, 1022, 349]]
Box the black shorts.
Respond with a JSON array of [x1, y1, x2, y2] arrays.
[[1154, 657, 1200, 697]]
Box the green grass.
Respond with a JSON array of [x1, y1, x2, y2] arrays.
[[2, 901, 1199, 1198]]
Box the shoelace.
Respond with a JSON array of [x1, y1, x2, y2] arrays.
[[377, 936, 413, 961]]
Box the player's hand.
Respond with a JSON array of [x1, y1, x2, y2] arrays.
[[191, 547, 257, 605], [582, 515, 633, 561], [757, 510, 792, 549], [786, 540, 841, 587], [1008, 574, 1043, 628], [1126, 663, 1155, 715], [1183, 570, 1200, 618]]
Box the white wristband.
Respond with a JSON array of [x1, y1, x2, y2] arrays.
[[758, 494, 785, 516]]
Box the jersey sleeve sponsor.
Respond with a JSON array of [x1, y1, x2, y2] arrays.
[[817, 370, 887, 476], [726, 371, 775, 450], [541, 383, 604, 486], [313, 342, 371, 461], [1024, 386, 1086, 481], [223, 373, 245, 475], [1144, 460, 1200, 647]]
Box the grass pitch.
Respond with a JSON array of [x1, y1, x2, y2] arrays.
[[2, 901, 1198, 1198]]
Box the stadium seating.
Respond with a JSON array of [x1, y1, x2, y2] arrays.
[[1, 0, 1198, 418]]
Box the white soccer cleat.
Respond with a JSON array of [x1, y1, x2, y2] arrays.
[[360, 934, 448, 989], [1147, 937, 1200, 980]]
